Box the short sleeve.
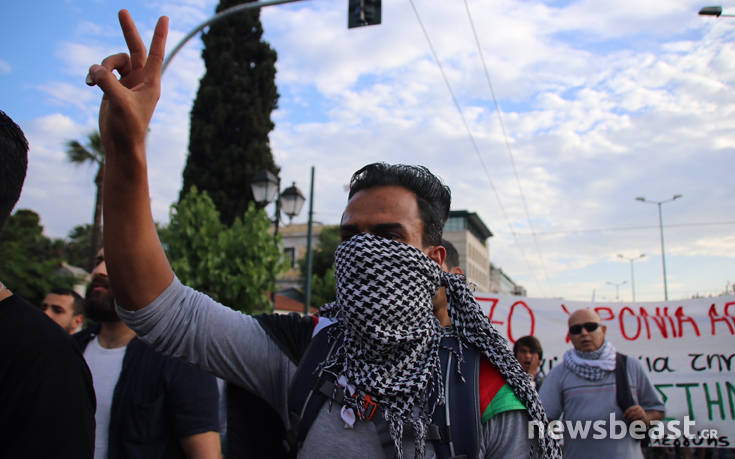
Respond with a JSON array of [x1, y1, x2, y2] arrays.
[[479, 409, 531, 458], [165, 359, 221, 437]]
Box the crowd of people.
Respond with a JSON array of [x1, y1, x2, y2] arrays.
[[1, 7, 730, 459]]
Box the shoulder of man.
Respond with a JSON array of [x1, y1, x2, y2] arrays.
[[0, 294, 95, 457]]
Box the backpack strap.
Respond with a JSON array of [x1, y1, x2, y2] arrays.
[[615, 352, 635, 411], [286, 324, 340, 456], [430, 335, 481, 459]]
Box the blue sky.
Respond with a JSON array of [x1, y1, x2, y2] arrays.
[[2, 0, 734, 301]]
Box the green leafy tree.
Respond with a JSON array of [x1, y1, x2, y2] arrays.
[[0, 209, 74, 305], [181, 0, 280, 225], [298, 225, 340, 307], [160, 187, 287, 314], [61, 224, 100, 269], [65, 131, 105, 270]]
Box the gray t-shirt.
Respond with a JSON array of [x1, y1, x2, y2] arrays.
[[539, 354, 665, 459], [117, 278, 531, 458]]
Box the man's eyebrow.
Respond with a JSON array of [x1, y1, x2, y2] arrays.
[[371, 223, 405, 232]]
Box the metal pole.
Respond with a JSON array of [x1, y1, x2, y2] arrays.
[[657, 202, 668, 301], [304, 166, 315, 315], [630, 260, 636, 303], [271, 177, 281, 311], [161, 0, 308, 75], [273, 176, 281, 238]]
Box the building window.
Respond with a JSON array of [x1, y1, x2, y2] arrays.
[[283, 247, 296, 268], [444, 217, 466, 232]]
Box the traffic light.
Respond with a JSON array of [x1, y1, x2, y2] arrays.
[[348, 0, 381, 29]]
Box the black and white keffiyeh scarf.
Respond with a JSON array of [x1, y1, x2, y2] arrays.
[[563, 340, 617, 381], [319, 233, 561, 459]]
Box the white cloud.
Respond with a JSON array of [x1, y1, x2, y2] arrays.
[[9, 0, 735, 300]]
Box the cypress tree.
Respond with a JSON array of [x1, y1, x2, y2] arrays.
[[182, 0, 280, 225]]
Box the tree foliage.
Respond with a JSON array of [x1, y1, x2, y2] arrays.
[[181, 0, 280, 225], [0, 209, 74, 305], [65, 131, 105, 271], [298, 226, 340, 307], [160, 187, 287, 314], [61, 224, 101, 270]]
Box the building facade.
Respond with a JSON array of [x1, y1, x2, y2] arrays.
[[442, 210, 493, 292]]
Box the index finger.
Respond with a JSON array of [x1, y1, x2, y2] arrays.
[[144, 16, 169, 82], [118, 9, 147, 70]]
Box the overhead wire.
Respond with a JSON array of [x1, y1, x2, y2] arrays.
[[462, 0, 551, 289], [407, 0, 547, 296]]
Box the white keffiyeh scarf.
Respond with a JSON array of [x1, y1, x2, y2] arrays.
[[319, 233, 561, 459], [563, 340, 617, 381]]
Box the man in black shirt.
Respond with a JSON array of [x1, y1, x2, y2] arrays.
[[0, 109, 96, 458]]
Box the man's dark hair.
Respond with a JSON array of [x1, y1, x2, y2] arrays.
[[513, 335, 543, 360], [49, 287, 85, 316], [348, 163, 451, 246], [442, 239, 460, 270], [0, 110, 29, 231]]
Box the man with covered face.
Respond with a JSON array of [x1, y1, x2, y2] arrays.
[[85, 9, 561, 458], [73, 250, 221, 459]]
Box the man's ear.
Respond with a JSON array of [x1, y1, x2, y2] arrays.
[[72, 314, 84, 330], [424, 245, 446, 267]]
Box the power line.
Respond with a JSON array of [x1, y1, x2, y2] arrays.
[[407, 0, 547, 296], [461, 0, 551, 288]]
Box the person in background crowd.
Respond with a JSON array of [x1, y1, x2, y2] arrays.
[[0, 109, 95, 458], [514, 335, 544, 389], [74, 249, 221, 459], [41, 287, 85, 334], [540, 308, 665, 459]]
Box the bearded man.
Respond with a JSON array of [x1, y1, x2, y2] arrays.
[[73, 250, 221, 459], [85, 9, 561, 458]]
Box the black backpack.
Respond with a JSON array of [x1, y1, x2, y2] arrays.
[[286, 324, 482, 459]]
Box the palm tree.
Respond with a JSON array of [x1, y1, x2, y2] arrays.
[[65, 131, 105, 271]]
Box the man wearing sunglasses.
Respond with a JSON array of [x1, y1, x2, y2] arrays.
[[539, 309, 664, 459]]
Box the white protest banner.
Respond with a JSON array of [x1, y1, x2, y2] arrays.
[[473, 292, 735, 448]]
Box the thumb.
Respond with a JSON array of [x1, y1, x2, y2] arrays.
[[87, 64, 127, 102]]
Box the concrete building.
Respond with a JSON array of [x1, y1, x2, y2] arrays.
[[489, 263, 527, 296], [442, 210, 493, 292]]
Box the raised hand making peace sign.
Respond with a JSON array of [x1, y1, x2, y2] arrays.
[[87, 9, 168, 159], [85, 9, 174, 311]]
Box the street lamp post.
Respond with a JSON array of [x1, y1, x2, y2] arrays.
[[617, 253, 645, 302], [251, 170, 305, 310], [606, 280, 628, 302], [251, 170, 306, 237], [636, 195, 682, 301]]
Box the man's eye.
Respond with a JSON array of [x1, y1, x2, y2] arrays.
[[53, 307, 63, 314]]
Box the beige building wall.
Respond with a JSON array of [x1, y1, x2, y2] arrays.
[[278, 222, 324, 290], [443, 231, 491, 292]]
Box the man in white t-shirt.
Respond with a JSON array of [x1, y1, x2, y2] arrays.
[[74, 249, 221, 459]]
